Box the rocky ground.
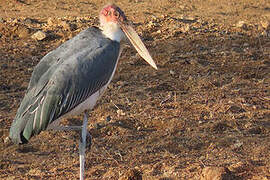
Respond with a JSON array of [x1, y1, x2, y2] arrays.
[[0, 0, 270, 179]]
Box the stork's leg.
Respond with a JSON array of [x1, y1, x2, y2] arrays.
[[48, 125, 82, 131], [79, 112, 89, 180], [48, 115, 91, 180], [47, 119, 91, 145], [47, 119, 82, 131]]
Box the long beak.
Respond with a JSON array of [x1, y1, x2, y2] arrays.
[[120, 23, 157, 70]]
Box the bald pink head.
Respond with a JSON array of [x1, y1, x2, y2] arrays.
[[99, 4, 127, 26], [99, 4, 158, 69]]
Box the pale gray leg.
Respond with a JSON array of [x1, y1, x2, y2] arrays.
[[48, 125, 82, 131], [47, 118, 82, 131], [79, 112, 89, 180], [47, 115, 91, 180]]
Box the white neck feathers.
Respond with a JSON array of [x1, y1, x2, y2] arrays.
[[100, 22, 124, 42]]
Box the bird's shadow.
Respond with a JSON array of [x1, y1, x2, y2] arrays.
[[15, 144, 38, 153]]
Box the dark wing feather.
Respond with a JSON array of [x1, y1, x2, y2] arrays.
[[27, 27, 102, 91], [9, 28, 120, 144]]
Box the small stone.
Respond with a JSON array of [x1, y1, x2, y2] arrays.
[[0, 17, 4, 23], [189, 59, 197, 65], [228, 162, 245, 173], [116, 80, 125, 86], [21, 81, 29, 88], [243, 43, 249, 47], [232, 140, 243, 149], [13, 19, 19, 23], [201, 166, 232, 180], [23, 18, 34, 24], [236, 21, 247, 30], [180, 24, 190, 33], [47, 17, 55, 26], [17, 26, 30, 38], [119, 169, 142, 180], [106, 116, 111, 122], [27, 168, 42, 176], [102, 169, 117, 179], [199, 156, 205, 160], [117, 109, 125, 116], [60, 21, 76, 31], [31, 30, 47, 40], [188, 76, 193, 81], [248, 126, 262, 134], [147, 20, 158, 28], [5, 176, 16, 180], [1, 64, 8, 69], [169, 70, 175, 75], [261, 30, 269, 37], [261, 20, 270, 30], [252, 175, 268, 180], [4, 136, 11, 144]]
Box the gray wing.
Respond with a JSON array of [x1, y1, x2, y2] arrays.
[[27, 27, 103, 91], [9, 30, 120, 144]]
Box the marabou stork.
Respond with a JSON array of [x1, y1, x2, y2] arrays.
[[9, 3, 157, 179]]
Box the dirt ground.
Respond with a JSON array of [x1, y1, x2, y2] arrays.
[[0, 0, 270, 179]]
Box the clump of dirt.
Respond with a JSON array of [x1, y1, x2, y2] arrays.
[[0, 0, 270, 179]]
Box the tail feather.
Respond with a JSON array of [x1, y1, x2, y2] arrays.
[[9, 89, 57, 144]]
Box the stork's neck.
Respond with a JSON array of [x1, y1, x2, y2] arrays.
[[100, 22, 124, 42]]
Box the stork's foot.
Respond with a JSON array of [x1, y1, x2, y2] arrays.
[[48, 125, 82, 131]]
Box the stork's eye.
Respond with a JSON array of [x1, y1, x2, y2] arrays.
[[103, 10, 108, 16], [114, 11, 120, 18]]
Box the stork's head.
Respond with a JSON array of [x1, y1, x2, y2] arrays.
[[99, 4, 157, 70], [100, 4, 127, 27]]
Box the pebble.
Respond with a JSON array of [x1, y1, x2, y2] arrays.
[[4, 136, 11, 144], [31, 30, 47, 40], [201, 166, 231, 180], [117, 109, 125, 116], [0, 17, 4, 23], [261, 30, 270, 37], [13, 19, 19, 23], [236, 21, 247, 30], [251, 175, 268, 180], [27, 168, 42, 176], [5, 176, 15, 180], [199, 155, 205, 160], [243, 43, 249, 47], [106, 116, 111, 122], [169, 70, 175, 75], [180, 24, 190, 33], [232, 140, 243, 149], [119, 169, 142, 180], [147, 20, 158, 28], [47, 17, 55, 26], [17, 26, 30, 38], [60, 21, 76, 31], [261, 20, 270, 30], [1, 64, 8, 69], [23, 18, 34, 24]]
